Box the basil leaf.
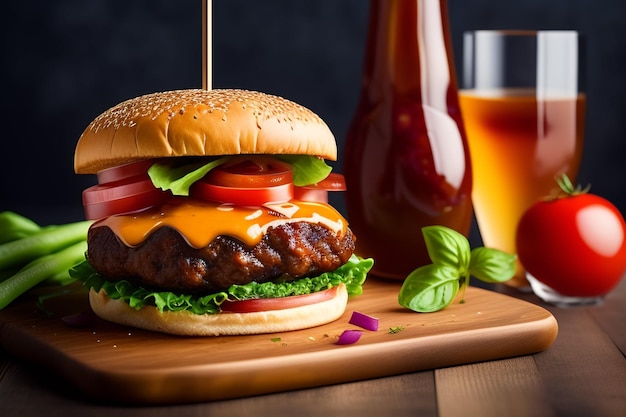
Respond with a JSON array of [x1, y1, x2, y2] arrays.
[[276, 155, 332, 186], [398, 264, 460, 313], [422, 225, 471, 271], [148, 157, 229, 196], [469, 247, 517, 283]]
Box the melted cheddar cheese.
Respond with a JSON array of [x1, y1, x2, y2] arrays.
[[92, 198, 348, 248]]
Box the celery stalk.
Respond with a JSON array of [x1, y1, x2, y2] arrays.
[[0, 221, 91, 270], [0, 211, 41, 244], [0, 240, 88, 310]]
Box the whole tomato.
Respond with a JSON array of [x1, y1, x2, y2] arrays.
[[516, 176, 626, 297]]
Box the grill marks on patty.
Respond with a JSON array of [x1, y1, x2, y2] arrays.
[[86, 223, 355, 294]]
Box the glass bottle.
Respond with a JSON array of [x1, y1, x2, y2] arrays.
[[344, 0, 473, 280]]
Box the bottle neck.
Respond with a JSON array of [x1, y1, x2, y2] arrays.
[[360, 0, 457, 106]]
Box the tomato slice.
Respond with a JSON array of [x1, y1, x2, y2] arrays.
[[293, 187, 330, 203], [191, 181, 294, 206], [191, 157, 295, 205], [206, 157, 293, 188], [96, 160, 156, 185], [315, 172, 347, 191], [294, 173, 347, 203], [220, 286, 338, 313], [82, 177, 169, 220]]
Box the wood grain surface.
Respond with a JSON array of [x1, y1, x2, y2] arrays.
[[0, 280, 558, 404]]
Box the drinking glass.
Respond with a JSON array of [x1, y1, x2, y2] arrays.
[[459, 30, 586, 288]]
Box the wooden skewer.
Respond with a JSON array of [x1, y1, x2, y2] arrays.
[[202, 0, 212, 90]]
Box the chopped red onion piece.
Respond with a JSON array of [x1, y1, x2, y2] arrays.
[[349, 311, 379, 331], [335, 329, 362, 345]]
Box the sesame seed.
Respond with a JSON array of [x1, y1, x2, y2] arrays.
[[85, 88, 327, 133]]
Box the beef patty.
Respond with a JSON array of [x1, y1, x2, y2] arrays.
[[87, 222, 355, 294]]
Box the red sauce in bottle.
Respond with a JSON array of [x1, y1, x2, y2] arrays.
[[344, 0, 473, 279]]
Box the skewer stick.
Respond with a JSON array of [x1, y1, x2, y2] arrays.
[[202, 0, 212, 90]]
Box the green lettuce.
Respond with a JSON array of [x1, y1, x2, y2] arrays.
[[148, 157, 229, 196], [147, 155, 333, 196], [274, 155, 332, 186], [70, 254, 373, 315]]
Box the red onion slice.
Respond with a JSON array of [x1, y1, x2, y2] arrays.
[[335, 330, 362, 345], [349, 311, 379, 331]]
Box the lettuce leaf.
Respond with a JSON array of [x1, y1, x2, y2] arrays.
[[274, 155, 333, 186], [147, 155, 333, 196], [70, 254, 373, 315], [148, 157, 229, 196]]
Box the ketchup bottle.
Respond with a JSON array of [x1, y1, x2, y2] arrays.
[[344, 0, 473, 280]]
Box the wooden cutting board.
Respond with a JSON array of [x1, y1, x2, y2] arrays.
[[0, 280, 557, 404]]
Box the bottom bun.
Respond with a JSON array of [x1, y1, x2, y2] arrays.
[[88, 283, 348, 336]]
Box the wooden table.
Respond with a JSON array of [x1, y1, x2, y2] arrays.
[[1, 273, 624, 417]]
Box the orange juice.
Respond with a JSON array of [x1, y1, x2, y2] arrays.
[[459, 89, 585, 286]]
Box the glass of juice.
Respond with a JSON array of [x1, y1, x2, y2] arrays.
[[459, 30, 586, 288]]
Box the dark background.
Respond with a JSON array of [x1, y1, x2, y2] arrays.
[[2, 0, 625, 234]]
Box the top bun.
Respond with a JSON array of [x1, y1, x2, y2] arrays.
[[74, 89, 337, 174]]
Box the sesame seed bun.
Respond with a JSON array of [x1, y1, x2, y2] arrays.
[[74, 89, 337, 174]]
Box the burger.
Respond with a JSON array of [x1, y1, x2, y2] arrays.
[[71, 89, 372, 336]]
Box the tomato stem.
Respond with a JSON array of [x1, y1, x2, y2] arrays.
[[554, 174, 591, 198]]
